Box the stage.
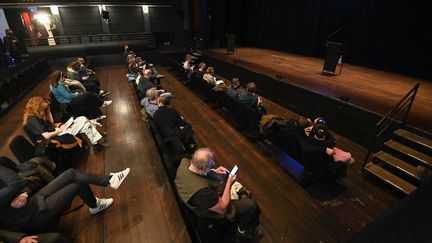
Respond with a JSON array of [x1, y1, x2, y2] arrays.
[[207, 48, 432, 134]]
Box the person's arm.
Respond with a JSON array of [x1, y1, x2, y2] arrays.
[[57, 84, 78, 100], [63, 79, 86, 92], [208, 174, 236, 214], [0, 166, 27, 208], [41, 123, 65, 139]]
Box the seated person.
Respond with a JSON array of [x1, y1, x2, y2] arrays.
[[153, 95, 197, 150], [67, 62, 106, 97], [77, 58, 96, 76], [296, 118, 354, 179], [23, 97, 107, 151], [183, 54, 195, 80], [137, 69, 156, 99], [49, 71, 111, 119], [195, 62, 206, 80], [0, 229, 68, 243], [141, 88, 168, 118], [175, 148, 262, 240], [0, 165, 130, 242], [238, 82, 267, 115], [213, 80, 228, 92], [226, 78, 241, 99], [62, 77, 86, 93], [203, 66, 217, 86]]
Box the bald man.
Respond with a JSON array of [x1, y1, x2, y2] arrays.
[[175, 148, 262, 240], [137, 69, 155, 99]]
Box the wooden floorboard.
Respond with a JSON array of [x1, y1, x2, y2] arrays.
[[209, 48, 432, 132], [0, 66, 191, 243], [158, 66, 399, 242], [0, 63, 402, 243]]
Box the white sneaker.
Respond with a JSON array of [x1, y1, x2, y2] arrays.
[[89, 197, 113, 215], [102, 100, 112, 107], [109, 168, 130, 190], [97, 115, 107, 121]]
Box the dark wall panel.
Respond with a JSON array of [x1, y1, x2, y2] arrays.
[[150, 7, 178, 32], [106, 6, 144, 33], [59, 6, 102, 35]]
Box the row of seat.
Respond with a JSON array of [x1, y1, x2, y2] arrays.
[[187, 71, 263, 138], [127, 70, 234, 243], [0, 58, 50, 116], [169, 58, 347, 183]]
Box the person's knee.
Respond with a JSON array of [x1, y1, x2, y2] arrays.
[[63, 168, 78, 177], [238, 198, 259, 214]]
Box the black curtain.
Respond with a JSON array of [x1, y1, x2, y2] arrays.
[[211, 0, 432, 79]]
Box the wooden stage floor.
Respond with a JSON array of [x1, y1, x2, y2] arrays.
[[208, 48, 432, 132], [0, 65, 402, 242]]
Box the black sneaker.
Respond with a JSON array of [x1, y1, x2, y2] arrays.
[[236, 227, 263, 241], [93, 143, 107, 152]]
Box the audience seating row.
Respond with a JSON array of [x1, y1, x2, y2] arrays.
[[168, 55, 348, 184], [0, 58, 50, 117], [127, 68, 234, 243], [187, 71, 263, 137]]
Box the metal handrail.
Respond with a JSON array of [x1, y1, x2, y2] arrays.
[[24, 32, 156, 47], [362, 83, 420, 169]]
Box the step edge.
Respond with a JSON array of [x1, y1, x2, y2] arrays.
[[365, 164, 416, 194]]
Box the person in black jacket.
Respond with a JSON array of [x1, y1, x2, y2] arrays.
[[153, 94, 197, 150], [0, 165, 130, 242]]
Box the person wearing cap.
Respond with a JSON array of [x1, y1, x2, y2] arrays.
[[153, 95, 197, 150]]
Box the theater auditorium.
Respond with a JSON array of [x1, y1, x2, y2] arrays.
[[0, 0, 431, 242]]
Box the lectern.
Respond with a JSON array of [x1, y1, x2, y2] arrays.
[[322, 41, 343, 75], [226, 34, 235, 53]]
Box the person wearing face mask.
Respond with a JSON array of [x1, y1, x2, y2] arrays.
[[175, 148, 262, 240]]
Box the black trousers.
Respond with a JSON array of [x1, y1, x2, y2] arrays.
[[160, 122, 195, 147], [177, 122, 195, 146], [24, 168, 110, 233], [69, 92, 103, 119], [82, 81, 100, 95], [229, 198, 261, 232]]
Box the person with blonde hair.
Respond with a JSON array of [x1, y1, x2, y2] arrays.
[[23, 97, 107, 151]]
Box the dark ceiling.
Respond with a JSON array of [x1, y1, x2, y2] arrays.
[[0, 0, 180, 6]]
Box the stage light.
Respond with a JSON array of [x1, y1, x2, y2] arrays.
[[142, 5, 149, 14], [34, 13, 50, 25], [98, 4, 107, 13], [50, 5, 59, 15]]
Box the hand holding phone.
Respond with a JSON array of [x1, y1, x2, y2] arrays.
[[229, 165, 238, 177]]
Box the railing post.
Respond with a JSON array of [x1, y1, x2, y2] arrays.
[[401, 83, 419, 126]]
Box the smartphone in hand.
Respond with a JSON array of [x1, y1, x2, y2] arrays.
[[229, 165, 238, 176]]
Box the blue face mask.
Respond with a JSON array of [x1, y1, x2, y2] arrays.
[[203, 160, 215, 177]]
